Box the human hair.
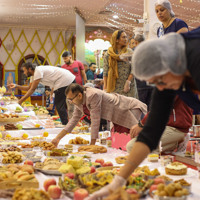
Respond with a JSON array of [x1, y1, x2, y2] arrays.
[[129, 36, 135, 42], [65, 83, 84, 96], [62, 51, 71, 57], [89, 63, 96, 67], [45, 87, 51, 92], [103, 49, 107, 52], [82, 61, 89, 66], [134, 34, 145, 43], [117, 30, 125, 40], [22, 62, 35, 71]]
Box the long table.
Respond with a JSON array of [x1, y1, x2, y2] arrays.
[[1, 104, 200, 199]]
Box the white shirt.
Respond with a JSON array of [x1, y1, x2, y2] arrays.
[[30, 76, 33, 83], [33, 66, 75, 91]]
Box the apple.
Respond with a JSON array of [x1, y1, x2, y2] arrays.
[[154, 178, 165, 185], [74, 188, 89, 200], [131, 173, 140, 177], [95, 158, 104, 166], [24, 160, 33, 166], [149, 184, 158, 195], [90, 166, 96, 174], [48, 185, 62, 199], [43, 178, 57, 191], [126, 188, 138, 194], [102, 161, 113, 167], [64, 173, 75, 179]]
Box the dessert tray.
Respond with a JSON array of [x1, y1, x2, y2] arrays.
[[0, 117, 27, 122], [158, 167, 197, 179], [35, 168, 62, 176], [22, 127, 43, 130]]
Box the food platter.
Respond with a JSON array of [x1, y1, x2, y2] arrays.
[[35, 168, 62, 176], [22, 127, 43, 130], [0, 117, 27, 122]]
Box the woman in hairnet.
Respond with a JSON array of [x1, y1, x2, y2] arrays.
[[155, 0, 188, 37], [85, 27, 200, 200], [126, 0, 191, 154]]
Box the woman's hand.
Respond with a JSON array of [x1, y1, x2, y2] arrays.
[[130, 124, 142, 138], [85, 175, 126, 200], [123, 80, 131, 93]]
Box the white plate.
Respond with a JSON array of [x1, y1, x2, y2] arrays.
[[159, 167, 197, 179], [35, 168, 62, 176]]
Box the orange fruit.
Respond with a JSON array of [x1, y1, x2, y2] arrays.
[[22, 133, 29, 139], [6, 134, 11, 138], [35, 124, 40, 128], [43, 131, 49, 137], [0, 132, 2, 139]]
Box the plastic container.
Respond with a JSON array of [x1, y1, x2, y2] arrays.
[[106, 137, 112, 147]]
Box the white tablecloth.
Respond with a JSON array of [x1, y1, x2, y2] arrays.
[[2, 116, 200, 199]]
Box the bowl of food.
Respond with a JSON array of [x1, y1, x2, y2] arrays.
[[10, 96, 18, 104], [1, 97, 10, 105], [153, 182, 189, 200], [24, 106, 34, 112], [174, 179, 191, 193], [22, 151, 36, 158]]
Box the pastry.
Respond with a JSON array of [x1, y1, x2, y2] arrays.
[[76, 166, 91, 175], [46, 149, 68, 156], [2, 151, 23, 164], [12, 188, 50, 200], [78, 145, 107, 154], [160, 155, 174, 166], [148, 154, 159, 162], [64, 144, 73, 153], [165, 162, 187, 175], [174, 179, 191, 186], [67, 156, 83, 169], [68, 136, 89, 144], [115, 156, 128, 164], [58, 164, 76, 174], [155, 182, 189, 197]]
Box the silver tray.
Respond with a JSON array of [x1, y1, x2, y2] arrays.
[[35, 168, 62, 176], [45, 155, 68, 162]]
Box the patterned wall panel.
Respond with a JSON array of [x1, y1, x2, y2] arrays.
[[0, 28, 73, 83]]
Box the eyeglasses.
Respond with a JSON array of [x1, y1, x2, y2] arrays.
[[146, 77, 166, 87], [67, 93, 78, 103]]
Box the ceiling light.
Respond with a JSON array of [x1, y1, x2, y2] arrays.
[[113, 15, 119, 19]]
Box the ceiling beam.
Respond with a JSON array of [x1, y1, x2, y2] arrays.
[[74, 7, 86, 22]]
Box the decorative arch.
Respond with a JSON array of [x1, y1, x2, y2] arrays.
[[17, 54, 48, 95]]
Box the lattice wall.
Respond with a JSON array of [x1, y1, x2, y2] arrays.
[[0, 28, 73, 82]]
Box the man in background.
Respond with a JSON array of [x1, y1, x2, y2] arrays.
[[62, 51, 87, 119], [52, 83, 147, 146], [82, 61, 89, 74], [62, 51, 87, 85], [45, 88, 55, 116], [86, 63, 98, 80], [9, 63, 75, 125]]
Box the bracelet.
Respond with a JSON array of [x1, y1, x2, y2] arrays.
[[138, 120, 144, 128]]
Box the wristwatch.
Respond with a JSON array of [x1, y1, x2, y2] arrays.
[[138, 120, 144, 128]]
